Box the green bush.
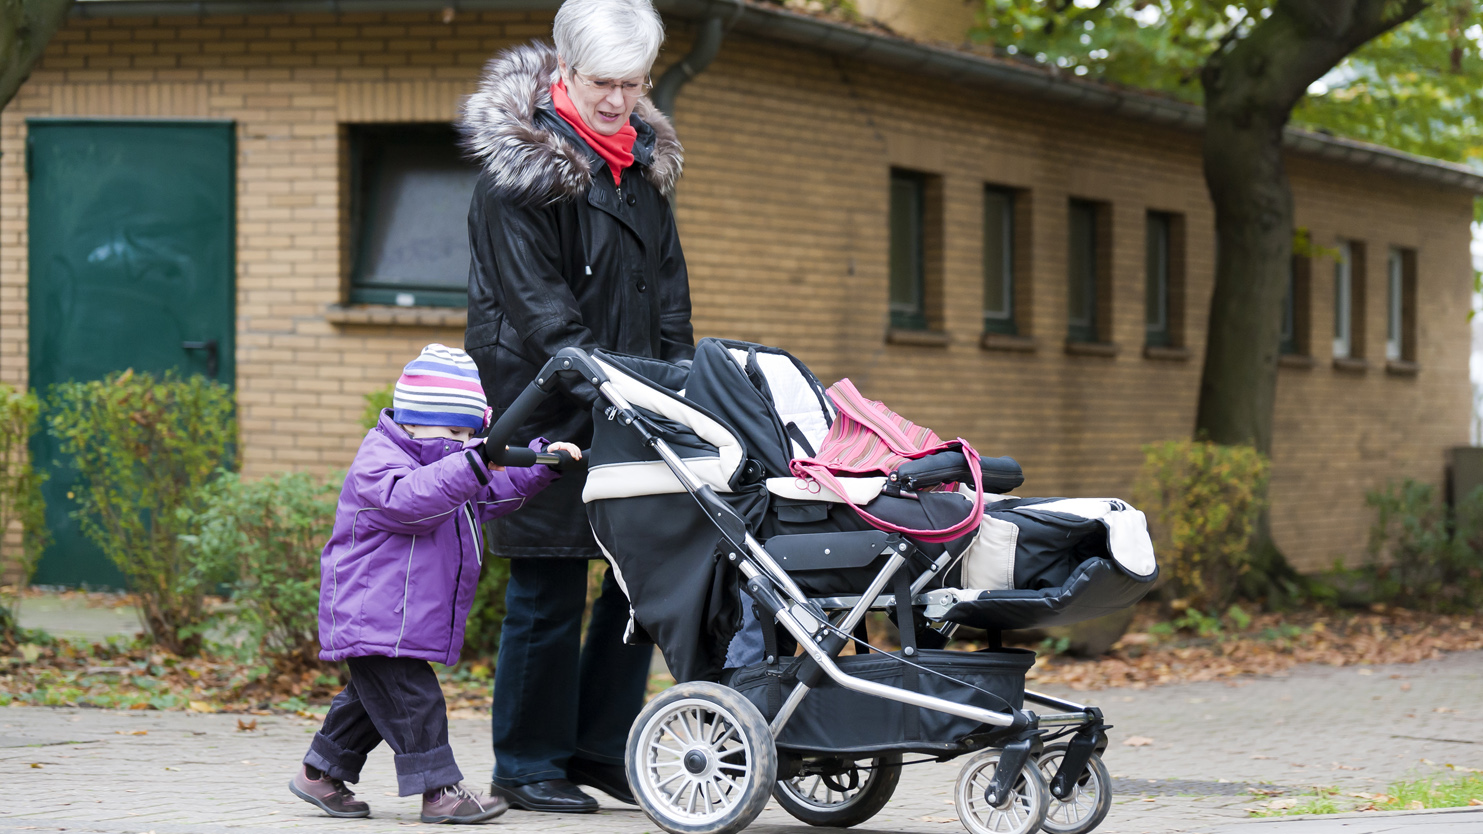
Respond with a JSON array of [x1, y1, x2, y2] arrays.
[[461, 553, 510, 663], [362, 383, 394, 430], [187, 471, 340, 670], [47, 370, 237, 656], [1362, 479, 1483, 611], [0, 384, 49, 644], [1133, 439, 1270, 611]]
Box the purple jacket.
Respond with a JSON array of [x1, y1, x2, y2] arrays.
[[318, 410, 559, 665]]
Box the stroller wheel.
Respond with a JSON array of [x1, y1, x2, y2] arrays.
[[954, 750, 1050, 834], [1036, 742, 1112, 834], [625, 681, 777, 834], [773, 752, 902, 827]]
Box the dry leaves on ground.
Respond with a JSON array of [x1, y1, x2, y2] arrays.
[[1022, 607, 1482, 690]]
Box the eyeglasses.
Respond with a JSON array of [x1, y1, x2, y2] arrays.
[[571, 70, 653, 98]]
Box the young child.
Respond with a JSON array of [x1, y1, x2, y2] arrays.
[[289, 344, 580, 824]]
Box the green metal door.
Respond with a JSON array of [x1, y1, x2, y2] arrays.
[[27, 120, 236, 589]]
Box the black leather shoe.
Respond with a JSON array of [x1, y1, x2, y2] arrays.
[[568, 758, 637, 806], [488, 779, 598, 814]]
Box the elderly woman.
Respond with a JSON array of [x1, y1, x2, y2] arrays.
[[459, 0, 692, 815]]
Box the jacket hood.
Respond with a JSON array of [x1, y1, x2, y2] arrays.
[[375, 409, 468, 466], [460, 41, 684, 206]]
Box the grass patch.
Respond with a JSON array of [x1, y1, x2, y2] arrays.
[[1251, 771, 1483, 817]]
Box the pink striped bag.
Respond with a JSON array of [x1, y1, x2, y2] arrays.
[[788, 379, 984, 543]]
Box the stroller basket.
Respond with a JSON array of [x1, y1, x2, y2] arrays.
[[727, 648, 1035, 756]]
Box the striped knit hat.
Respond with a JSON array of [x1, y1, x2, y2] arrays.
[[392, 344, 490, 430]]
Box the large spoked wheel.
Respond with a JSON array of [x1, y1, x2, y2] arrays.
[[773, 753, 903, 827], [625, 682, 777, 834], [954, 750, 1050, 834], [1036, 743, 1113, 834]]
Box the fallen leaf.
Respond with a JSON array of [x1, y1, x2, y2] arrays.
[[129, 703, 150, 711], [29, 763, 41, 769], [188, 701, 216, 714], [1123, 736, 1154, 747], [1357, 668, 1374, 675], [1433, 707, 1456, 713], [1469, 798, 1481, 806], [1266, 798, 1297, 810], [1251, 755, 1275, 760], [1407, 800, 1424, 810], [236, 719, 258, 732], [1401, 683, 1412, 691], [1332, 763, 1359, 771]]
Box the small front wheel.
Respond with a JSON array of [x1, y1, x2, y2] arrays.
[[1036, 742, 1112, 834], [954, 750, 1049, 834], [773, 753, 902, 827], [625, 681, 777, 834]]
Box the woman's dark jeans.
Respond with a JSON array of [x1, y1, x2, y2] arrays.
[[489, 558, 653, 788]]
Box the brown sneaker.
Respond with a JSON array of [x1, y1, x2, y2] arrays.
[[289, 764, 371, 818], [421, 783, 509, 824]]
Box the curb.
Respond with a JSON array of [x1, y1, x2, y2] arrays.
[[1230, 805, 1483, 825]]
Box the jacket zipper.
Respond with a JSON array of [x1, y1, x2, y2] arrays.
[[449, 515, 465, 651]]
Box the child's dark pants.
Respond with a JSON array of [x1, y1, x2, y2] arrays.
[[304, 655, 462, 796]]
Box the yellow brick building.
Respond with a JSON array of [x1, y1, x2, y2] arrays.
[[7, 0, 1479, 584]]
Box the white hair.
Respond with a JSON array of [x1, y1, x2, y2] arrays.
[[553, 0, 664, 80]]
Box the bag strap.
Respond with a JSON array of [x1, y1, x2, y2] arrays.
[[791, 445, 986, 544]]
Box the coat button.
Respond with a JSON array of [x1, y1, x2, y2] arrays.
[[626, 193, 637, 206], [636, 280, 648, 292]]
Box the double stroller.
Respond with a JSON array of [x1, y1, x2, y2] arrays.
[[486, 339, 1159, 834]]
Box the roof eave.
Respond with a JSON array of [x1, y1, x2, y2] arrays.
[[71, 0, 1483, 194]]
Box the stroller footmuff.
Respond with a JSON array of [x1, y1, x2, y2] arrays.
[[480, 339, 1157, 834]]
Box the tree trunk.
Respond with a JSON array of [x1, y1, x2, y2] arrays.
[[0, 0, 74, 111], [1196, 0, 1426, 602]]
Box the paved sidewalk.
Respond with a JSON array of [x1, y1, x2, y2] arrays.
[[2, 650, 1480, 834]]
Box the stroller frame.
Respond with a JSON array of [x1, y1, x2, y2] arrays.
[[488, 348, 1114, 834]]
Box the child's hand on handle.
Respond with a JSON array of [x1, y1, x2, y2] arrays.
[[547, 442, 582, 461]]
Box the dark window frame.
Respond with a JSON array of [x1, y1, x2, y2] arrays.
[[1067, 198, 1112, 344], [983, 185, 1017, 336], [888, 168, 928, 331], [1281, 252, 1313, 357], [346, 122, 477, 309], [1333, 239, 1367, 359], [1387, 246, 1418, 362]]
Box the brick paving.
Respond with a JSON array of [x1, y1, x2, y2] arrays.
[[2, 650, 1480, 834]]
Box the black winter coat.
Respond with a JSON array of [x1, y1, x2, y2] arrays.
[[460, 42, 695, 558]]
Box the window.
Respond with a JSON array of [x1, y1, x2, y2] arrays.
[[1333, 239, 1367, 359], [1387, 246, 1417, 362], [983, 187, 1016, 335], [1280, 253, 1312, 356], [1143, 211, 1187, 349], [348, 124, 480, 308], [1068, 199, 1109, 343], [889, 169, 927, 331]]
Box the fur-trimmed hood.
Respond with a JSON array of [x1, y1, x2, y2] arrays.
[[460, 42, 683, 205]]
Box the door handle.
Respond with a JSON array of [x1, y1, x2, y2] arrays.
[[181, 339, 219, 377]]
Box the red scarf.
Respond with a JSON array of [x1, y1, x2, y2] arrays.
[[551, 78, 637, 186]]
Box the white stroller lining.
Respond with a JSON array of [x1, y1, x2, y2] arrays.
[[765, 476, 887, 505], [727, 348, 834, 458], [582, 356, 745, 502]]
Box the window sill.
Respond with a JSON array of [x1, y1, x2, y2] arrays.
[[1332, 357, 1370, 374], [1142, 345, 1190, 362], [1385, 359, 1420, 377], [886, 328, 951, 347], [1064, 341, 1119, 358], [980, 332, 1036, 353], [325, 304, 468, 328], [1279, 354, 1316, 369]]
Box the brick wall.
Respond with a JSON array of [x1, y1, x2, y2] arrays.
[[0, 11, 1472, 574]]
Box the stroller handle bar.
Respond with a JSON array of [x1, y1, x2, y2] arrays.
[[482, 348, 610, 466]]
